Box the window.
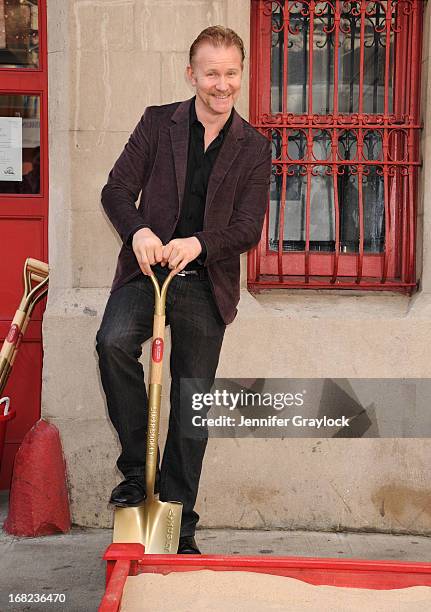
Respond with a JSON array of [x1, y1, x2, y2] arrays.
[[0, 0, 39, 69], [0, 0, 44, 196], [249, 0, 423, 290], [0, 94, 40, 194]]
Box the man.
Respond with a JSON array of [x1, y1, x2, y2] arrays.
[[96, 26, 271, 554]]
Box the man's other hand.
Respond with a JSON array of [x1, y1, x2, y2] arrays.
[[161, 237, 202, 274], [132, 227, 163, 275]]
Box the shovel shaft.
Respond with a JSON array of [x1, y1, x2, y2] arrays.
[[149, 314, 165, 385], [145, 271, 175, 498], [0, 361, 11, 397], [0, 310, 26, 363], [146, 383, 161, 499]]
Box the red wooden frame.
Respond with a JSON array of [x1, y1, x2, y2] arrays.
[[248, 0, 423, 291], [99, 543, 431, 612], [0, 0, 48, 488]]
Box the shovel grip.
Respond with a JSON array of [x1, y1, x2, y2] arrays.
[[26, 258, 49, 278]]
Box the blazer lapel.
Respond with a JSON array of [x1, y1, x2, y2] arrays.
[[169, 99, 192, 210], [205, 110, 243, 216], [169, 101, 244, 219]]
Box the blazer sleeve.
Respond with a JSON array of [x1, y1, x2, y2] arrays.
[[194, 138, 272, 265], [100, 107, 153, 248]]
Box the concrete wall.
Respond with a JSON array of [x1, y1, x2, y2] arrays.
[[45, 0, 431, 534]]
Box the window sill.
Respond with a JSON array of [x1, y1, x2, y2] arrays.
[[238, 288, 431, 321]]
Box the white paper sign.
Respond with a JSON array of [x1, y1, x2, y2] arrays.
[[0, 117, 22, 182]]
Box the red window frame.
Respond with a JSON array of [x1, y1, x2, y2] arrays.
[[0, 1, 49, 204], [248, 0, 424, 291]]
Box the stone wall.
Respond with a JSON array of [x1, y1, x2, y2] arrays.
[[44, 0, 431, 533]]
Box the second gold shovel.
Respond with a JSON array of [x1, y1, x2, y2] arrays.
[[113, 270, 182, 554]]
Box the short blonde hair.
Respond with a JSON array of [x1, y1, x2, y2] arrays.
[[189, 26, 245, 66]]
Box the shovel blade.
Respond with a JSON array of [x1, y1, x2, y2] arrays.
[[113, 505, 146, 545], [112, 500, 182, 554], [143, 499, 182, 554]]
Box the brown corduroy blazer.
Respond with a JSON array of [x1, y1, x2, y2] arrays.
[[101, 97, 272, 324]]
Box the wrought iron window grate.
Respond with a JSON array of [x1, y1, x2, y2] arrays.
[[248, 0, 424, 290]]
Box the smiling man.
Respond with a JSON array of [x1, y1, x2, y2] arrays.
[[96, 26, 272, 554]]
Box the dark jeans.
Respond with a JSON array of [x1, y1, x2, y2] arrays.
[[95, 266, 226, 537]]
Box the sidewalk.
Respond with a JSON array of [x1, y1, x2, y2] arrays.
[[1, 491, 430, 611]]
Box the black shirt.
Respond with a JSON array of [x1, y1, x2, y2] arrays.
[[172, 98, 234, 269]]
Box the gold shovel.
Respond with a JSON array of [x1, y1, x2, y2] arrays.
[[0, 258, 49, 396], [113, 270, 182, 553]]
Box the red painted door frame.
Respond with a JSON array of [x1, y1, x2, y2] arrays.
[[0, 0, 49, 489]]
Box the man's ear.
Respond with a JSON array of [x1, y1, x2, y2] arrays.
[[186, 64, 196, 86]]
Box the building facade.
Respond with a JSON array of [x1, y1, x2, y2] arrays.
[[2, 0, 431, 534]]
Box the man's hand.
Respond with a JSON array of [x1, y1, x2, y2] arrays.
[[132, 227, 163, 275], [161, 237, 202, 274]]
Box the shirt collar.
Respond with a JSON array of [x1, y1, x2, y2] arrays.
[[190, 97, 234, 135]]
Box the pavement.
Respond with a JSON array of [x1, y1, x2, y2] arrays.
[[0, 491, 430, 612]]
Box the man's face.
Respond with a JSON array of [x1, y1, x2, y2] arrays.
[[187, 43, 243, 117]]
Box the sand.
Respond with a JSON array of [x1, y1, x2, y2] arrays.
[[119, 570, 431, 611]]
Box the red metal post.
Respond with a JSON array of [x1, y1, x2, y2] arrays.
[[331, 4, 341, 283]]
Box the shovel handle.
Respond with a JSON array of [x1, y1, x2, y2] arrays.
[[148, 270, 175, 384], [26, 258, 49, 278], [21, 258, 49, 312], [30, 272, 47, 284], [149, 270, 175, 316]]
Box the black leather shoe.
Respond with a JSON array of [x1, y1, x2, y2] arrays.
[[177, 535, 201, 554], [109, 477, 146, 507]]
